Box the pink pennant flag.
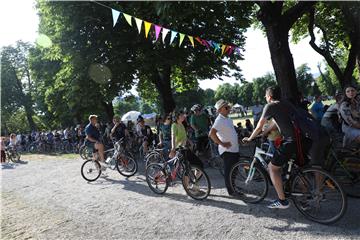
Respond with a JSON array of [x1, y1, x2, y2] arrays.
[[154, 25, 162, 41], [162, 28, 170, 43]]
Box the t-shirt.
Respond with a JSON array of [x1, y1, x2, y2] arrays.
[[160, 124, 171, 141], [212, 114, 239, 155], [310, 101, 324, 120], [261, 101, 295, 139], [113, 123, 127, 141], [85, 123, 100, 142], [171, 123, 187, 148], [190, 113, 209, 138], [252, 105, 263, 121]]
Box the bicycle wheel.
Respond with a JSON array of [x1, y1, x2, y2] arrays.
[[145, 152, 163, 168], [81, 160, 101, 182], [116, 154, 138, 177], [330, 155, 360, 198], [182, 166, 211, 200], [291, 167, 347, 224], [229, 159, 268, 203], [79, 145, 88, 159], [145, 163, 168, 194]]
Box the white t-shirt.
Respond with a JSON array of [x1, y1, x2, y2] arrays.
[[212, 114, 239, 155]]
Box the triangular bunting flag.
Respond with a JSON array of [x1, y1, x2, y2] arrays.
[[170, 31, 178, 45], [111, 9, 121, 27], [144, 21, 152, 38], [221, 45, 227, 55], [207, 40, 213, 48], [154, 25, 162, 41], [162, 28, 170, 43], [227, 46, 234, 55], [188, 36, 195, 47], [123, 13, 133, 26], [213, 42, 221, 53], [224, 45, 231, 54], [134, 17, 143, 34], [195, 37, 203, 45], [179, 33, 185, 47]]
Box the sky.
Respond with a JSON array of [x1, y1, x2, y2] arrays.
[[0, 0, 325, 91]]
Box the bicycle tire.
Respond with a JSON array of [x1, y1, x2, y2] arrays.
[[291, 167, 347, 224], [145, 152, 163, 168], [229, 159, 269, 203], [145, 163, 168, 194], [330, 155, 360, 198], [116, 154, 138, 177], [81, 160, 101, 182], [182, 165, 211, 200]]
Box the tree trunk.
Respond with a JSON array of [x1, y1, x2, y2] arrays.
[[265, 24, 299, 102], [257, 2, 315, 104], [11, 66, 36, 131], [151, 66, 176, 114], [101, 101, 114, 122]]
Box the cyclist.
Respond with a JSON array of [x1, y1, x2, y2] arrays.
[[321, 90, 343, 135], [209, 99, 240, 197], [190, 104, 210, 156], [158, 114, 172, 156], [339, 85, 360, 146], [136, 116, 154, 155], [243, 87, 296, 209], [169, 111, 203, 168], [85, 115, 106, 167], [111, 116, 129, 142]]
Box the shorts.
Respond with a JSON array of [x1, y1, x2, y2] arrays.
[[271, 141, 296, 167], [85, 140, 95, 150]]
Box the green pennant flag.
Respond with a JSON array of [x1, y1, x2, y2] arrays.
[[123, 13, 133, 26], [179, 33, 185, 47]]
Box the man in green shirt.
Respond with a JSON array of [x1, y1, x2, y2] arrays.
[[190, 104, 210, 155]]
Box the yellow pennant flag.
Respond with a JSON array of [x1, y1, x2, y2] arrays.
[[221, 44, 227, 55], [123, 13, 133, 26], [179, 33, 185, 47], [144, 21, 152, 38], [188, 36, 195, 47]]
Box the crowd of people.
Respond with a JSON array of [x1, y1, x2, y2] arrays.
[[2, 84, 360, 210]]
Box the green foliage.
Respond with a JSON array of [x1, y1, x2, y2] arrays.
[[113, 95, 140, 117], [296, 64, 315, 96], [252, 73, 276, 104]]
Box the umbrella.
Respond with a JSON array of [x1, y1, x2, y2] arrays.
[[121, 111, 141, 123]]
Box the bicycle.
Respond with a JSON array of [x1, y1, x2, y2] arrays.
[[145, 147, 211, 200], [5, 146, 21, 163], [324, 139, 360, 198], [205, 139, 224, 176], [81, 139, 138, 182], [229, 138, 347, 224]]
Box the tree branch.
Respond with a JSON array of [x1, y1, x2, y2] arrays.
[[307, 8, 344, 83], [283, 1, 315, 30]]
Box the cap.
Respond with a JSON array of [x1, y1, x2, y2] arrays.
[[88, 115, 98, 121], [215, 99, 229, 111]]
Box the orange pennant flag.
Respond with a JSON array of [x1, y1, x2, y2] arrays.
[[144, 21, 152, 38]]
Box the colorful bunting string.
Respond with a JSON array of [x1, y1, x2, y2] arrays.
[[94, 1, 241, 57]]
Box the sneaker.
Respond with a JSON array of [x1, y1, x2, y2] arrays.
[[267, 199, 290, 209]]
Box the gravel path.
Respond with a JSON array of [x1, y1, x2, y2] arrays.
[[1, 155, 359, 240]]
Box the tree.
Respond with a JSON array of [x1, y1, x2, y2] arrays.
[[256, 1, 315, 102], [252, 73, 277, 104], [237, 82, 254, 107], [296, 64, 315, 96], [1, 41, 37, 131], [292, 2, 360, 88], [215, 83, 239, 104]]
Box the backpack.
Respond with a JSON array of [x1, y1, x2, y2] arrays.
[[281, 100, 321, 166]]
